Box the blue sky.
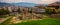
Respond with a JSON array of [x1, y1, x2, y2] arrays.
[[0, 0, 59, 4]]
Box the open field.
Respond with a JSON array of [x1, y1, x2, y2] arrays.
[[10, 18, 60, 25], [0, 17, 60, 25]]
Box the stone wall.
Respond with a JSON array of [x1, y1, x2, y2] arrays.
[[50, 14, 60, 18]]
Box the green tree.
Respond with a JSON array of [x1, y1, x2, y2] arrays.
[[45, 7, 57, 14], [0, 9, 10, 15]]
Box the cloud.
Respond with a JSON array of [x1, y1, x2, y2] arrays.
[[0, 0, 41, 3], [0, 0, 21, 2], [0, 0, 59, 4]]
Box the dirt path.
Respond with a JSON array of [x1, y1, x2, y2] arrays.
[[0, 16, 12, 24]]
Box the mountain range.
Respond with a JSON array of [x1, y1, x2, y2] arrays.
[[0, 2, 47, 7]]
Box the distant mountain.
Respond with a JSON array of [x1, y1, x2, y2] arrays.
[[0, 2, 37, 7], [36, 4, 48, 6], [0, 2, 13, 6], [11, 2, 37, 7], [0, 2, 48, 7]]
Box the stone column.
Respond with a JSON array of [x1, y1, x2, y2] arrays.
[[22, 8, 28, 20]]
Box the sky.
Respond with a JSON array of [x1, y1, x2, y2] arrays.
[[0, 0, 60, 4]]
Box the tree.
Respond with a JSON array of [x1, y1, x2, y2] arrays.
[[17, 8, 21, 13], [45, 7, 57, 14], [0, 9, 10, 15]]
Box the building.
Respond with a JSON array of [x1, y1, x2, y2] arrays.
[[48, 2, 60, 9], [32, 5, 46, 14]]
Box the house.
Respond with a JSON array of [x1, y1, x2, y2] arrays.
[[47, 2, 60, 13], [32, 5, 46, 14], [48, 2, 60, 9]]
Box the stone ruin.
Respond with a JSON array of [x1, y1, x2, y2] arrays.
[[51, 14, 60, 18]]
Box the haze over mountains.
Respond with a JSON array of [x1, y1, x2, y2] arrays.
[[0, 2, 48, 7]]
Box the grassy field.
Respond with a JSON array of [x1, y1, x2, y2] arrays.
[[11, 18, 60, 25]]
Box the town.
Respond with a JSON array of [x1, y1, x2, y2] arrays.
[[0, 1, 60, 25]]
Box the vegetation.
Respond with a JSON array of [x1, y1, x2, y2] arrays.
[[45, 7, 57, 14], [0, 9, 10, 15], [11, 18, 60, 25], [18, 8, 22, 13], [0, 9, 10, 18], [45, 7, 60, 14]]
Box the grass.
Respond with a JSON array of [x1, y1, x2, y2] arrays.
[[11, 18, 60, 25], [0, 15, 60, 25]]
